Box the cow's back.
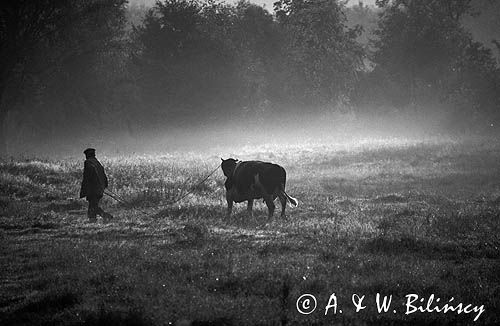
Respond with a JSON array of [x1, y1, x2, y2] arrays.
[[233, 161, 285, 196]]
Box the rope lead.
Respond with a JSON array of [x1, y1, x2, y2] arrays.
[[104, 163, 221, 217]]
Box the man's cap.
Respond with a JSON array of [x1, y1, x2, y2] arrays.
[[84, 148, 96, 156]]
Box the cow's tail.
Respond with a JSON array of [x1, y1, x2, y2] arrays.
[[284, 191, 298, 207], [279, 171, 298, 207]]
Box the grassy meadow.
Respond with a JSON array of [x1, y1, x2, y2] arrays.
[[1, 136, 500, 325]]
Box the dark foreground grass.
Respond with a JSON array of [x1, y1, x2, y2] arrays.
[[1, 137, 500, 325]]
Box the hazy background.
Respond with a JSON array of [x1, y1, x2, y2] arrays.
[[1, 0, 499, 157]]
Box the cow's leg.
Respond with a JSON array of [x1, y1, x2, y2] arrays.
[[264, 195, 275, 217], [226, 189, 235, 217], [277, 191, 287, 218], [247, 199, 254, 217], [226, 199, 233, 217]]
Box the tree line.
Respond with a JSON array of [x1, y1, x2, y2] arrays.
[[1, 0, 499, 154]]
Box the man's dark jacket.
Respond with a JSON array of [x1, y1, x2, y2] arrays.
[[79, 157, 108, 199]]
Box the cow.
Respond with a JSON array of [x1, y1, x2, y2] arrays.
[[221, 158, 298, 218]]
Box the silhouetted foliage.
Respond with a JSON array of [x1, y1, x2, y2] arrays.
[[231, 1, 285, 112], [132, 0, 365, 120], [357, 0, 500, 129], [134, 0, 239, 120], [0, 0, 128, 154], [462, 0, 500, 70], [275, 0, 364, 106], [344, 2, 379, 50]]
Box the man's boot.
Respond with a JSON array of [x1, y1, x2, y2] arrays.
[[88, 204, 97, 223]]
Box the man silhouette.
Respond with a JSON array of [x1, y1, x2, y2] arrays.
[[79, 148, 113, 222]]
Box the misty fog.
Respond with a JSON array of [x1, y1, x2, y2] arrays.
[[1, 0, 499, 157]]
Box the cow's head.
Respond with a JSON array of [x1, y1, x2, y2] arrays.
[[221, 158, 238, 177]]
